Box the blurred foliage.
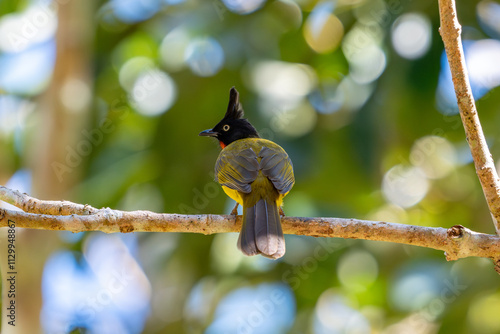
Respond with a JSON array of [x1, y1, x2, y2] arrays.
[[2, 0, 500, 333]]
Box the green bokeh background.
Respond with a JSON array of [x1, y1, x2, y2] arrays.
[[1, 0, 500, 333]]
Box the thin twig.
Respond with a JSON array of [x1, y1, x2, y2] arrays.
[[438, 0, 500, 233]]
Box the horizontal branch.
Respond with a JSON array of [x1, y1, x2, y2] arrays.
[[1, 206, 499, 262], [0, 185, 98, 216], [1, 185, 499, 264]]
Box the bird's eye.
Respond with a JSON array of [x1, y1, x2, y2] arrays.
[[223, 124, 230, 131]]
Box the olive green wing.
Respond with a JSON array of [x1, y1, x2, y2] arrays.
[[258, 146, 295, 194], [215, 148, 259, 193]]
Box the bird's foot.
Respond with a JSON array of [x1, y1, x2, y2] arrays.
[[279, 207, 286, 217], [230, 203, 239, 216]]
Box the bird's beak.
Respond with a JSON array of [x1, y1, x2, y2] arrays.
[[199, 129, 218, 137]]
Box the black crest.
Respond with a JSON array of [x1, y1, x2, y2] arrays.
[[199, 86, 260, 147], [224, 87, 244, 120]]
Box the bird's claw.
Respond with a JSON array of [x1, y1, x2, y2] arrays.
[[279, 207, 286, 217], [231, 203, 239, 216]]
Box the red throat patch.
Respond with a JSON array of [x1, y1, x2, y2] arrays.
[[219, 141, 226, 149]]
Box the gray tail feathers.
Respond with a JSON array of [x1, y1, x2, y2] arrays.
[[237, 199, 285, 259]]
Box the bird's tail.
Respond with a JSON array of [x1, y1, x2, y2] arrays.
[[237, 198, 285, 259]]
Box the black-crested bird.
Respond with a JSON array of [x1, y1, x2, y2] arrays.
[[199, 87, 295, 259]]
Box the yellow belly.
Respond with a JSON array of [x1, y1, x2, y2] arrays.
[[222, 185, 286, 207], [222, 185, 244, 205]]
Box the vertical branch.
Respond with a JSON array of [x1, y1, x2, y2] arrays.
[[438, 0, 500, 234]]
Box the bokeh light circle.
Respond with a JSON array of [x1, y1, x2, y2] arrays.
[[348, 44, 386, 84], [0, 5, 57, 53], [221, 0, 266, 15], [382, 165, 429, 208], [314, 290, 371, 334], [185, 37, 225, 77], [160, 27, 190, 72], [468, 293, 500, 334], [119, 57, 155, 92], [410, 136, 456, 179], [130, 69, 177, 116], [270, 101, 317, 138], [304, 3, 344, 54], [391, 13, 432, 59], [250, 60, 317, 102], [337, 250, 378, 292]]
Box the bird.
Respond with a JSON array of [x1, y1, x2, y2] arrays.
[[199, 87, 295, 259]]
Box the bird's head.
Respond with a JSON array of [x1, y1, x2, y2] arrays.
[[199, 87, 260, 149]]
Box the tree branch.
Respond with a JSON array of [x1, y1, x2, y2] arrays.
[[0, 186, 99, 216], [438, 0, 500, 234], [0, 0, 499, 272], [1, 186, 500, 263]]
